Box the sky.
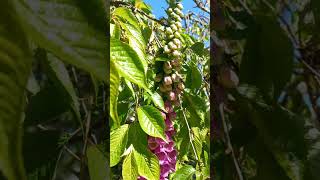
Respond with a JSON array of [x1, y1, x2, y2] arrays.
[[144, 0, 203, 19]]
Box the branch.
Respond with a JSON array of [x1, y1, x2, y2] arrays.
[[110, 1, 168, 26], [193, 0, 210, 14]]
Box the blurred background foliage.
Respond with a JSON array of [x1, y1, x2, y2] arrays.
[[212, 0, 320, 180], [0, 0, 108, 179]]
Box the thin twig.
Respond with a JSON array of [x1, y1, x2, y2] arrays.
[[180, 101, 202, 170], [219, 103, 244, 180], [193, 0, 210, 13], [111, 1, 168, 26], [51, 148, 64, 180], [64, 146, 81, 161]]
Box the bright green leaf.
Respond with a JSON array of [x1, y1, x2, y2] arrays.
[[137, 105, 166, 141], [113, 7, 140, 30], [110, 38, 146, 89], [134, 148, 160, 180], [122, 150, 139, 180], [172, 165, 196, 180], [110, 61, 121, 129], [110, 124, 129, 167]]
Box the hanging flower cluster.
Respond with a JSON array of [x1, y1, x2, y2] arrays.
[[139, 2, 185, 180]]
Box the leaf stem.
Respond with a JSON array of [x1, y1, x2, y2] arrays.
[[180, 100, 202, 171]]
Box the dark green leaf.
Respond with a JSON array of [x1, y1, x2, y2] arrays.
[[240, 15, 293, 99], [190, 42, 204, 56], [12, 0, 107, 81], [87, 145, 109, 180], [0, 2, 32, 178]]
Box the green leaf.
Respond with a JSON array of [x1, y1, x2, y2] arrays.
[[26, 72, 40, 95], [190, 42, 204, 56], [87, 145, 109, 180], [186, 63, 202, 90], [113, 7, 140, 30], [183, 91, 207, 127], [110, 61, 121, 130], [24, 85, 71, 126], [110, 124, 129, 167], [240, 15, 293, 99], [172, 165, 196, 180], [46, 53, 81, 123], [12, 0, 107, 81], [149, 91, 165, 111], [110, 23, 121, 39], [0, 1, 32, 179], [119, 22, 147, 74], [137, 105, 166, 141], [122, 150, 139, 180], [191, 127, 203, 160], [110, 38, 146, 89], [134, 148, 160, 180]]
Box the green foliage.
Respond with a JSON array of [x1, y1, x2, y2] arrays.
[[110, 1, 210, 179], [0, 0, 107, 179]]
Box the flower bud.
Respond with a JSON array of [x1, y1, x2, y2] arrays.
[[161, 111, 166, 119], [160, 84, 167, 92], [177, 3, 183, 10], [171, 73, 180, 82], [175, 16, 182, 22], [159, 26, 165, 32], [164, 68, 172, 74], [164, 76, 173, 85], [177, 82, 185, 90], [174, 8, 181, 14], [169, 34, 174, 39], [164, 84, 172, 91], [173, 38, 181, 46], [170, 24, 178, 31], [174, 31, 181, 39], [169, 91, 176, 101], [166, 27, 173, 35], [163, 61, 172, 70], [172, 50, 180, 57], [170, 12, 177, 19], [164, 45, 171, 54], [168, 42, 177, 50], [165, 101, 173, 113], [171, 59, 179, 67], [168, 8, 173, 13], [155, 73, 163, 82]]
